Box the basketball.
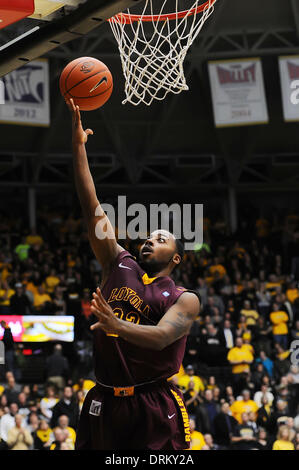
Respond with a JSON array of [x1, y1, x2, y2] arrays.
[[59, 57, 113, 111]]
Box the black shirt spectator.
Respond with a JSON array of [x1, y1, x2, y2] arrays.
[[213, 402, 238, 447], [10, 283, 32, 315], [50, 386, 79, 430]]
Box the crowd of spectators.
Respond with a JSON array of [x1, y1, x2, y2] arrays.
[[0, 206, 299, 450]]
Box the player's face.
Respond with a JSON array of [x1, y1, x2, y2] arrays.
[[138, 230, 179, 275]]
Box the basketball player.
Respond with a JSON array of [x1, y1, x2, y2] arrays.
[[66, 98, 201, 450]]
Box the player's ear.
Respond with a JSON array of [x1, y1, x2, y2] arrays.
[[172, 253, 181, 266]]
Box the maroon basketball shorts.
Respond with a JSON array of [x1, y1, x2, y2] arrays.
[[75, 381, 191, 450]]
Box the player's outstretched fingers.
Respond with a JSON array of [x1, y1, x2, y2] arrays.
[[96, 287, 109, 306]]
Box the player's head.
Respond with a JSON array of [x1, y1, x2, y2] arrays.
[[138, 229, 184, 276]]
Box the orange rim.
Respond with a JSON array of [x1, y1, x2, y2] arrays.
[[109, 0, 216, 24]]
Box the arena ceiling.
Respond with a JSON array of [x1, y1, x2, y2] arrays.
[[0, 0, 299, 200]]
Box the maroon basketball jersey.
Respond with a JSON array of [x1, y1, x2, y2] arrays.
[[93, 250, 199, 386]]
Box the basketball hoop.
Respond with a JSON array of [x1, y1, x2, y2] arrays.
[[108, 0, 217, 106]]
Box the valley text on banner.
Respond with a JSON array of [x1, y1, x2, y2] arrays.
[[0, 58, 50, 126], [208, 57, 269, 128]]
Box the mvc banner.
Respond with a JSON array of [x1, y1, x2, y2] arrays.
[[279, 55, 299, 122], [0, 58, 50, 126], [208, 58, 269, 127]]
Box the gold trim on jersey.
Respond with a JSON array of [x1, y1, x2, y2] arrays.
[[142, 273, 157, 285], [170, 389, 191, 443]]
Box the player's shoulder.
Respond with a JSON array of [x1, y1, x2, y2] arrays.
[[174, 286, 202, 305]]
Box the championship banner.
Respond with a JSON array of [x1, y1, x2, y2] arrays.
[[0, 59, 50, 126], [208, 58, 269, 127], [279, 55, 299, 122], [0, 315, 74, 342]]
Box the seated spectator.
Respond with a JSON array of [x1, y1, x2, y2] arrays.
[[251, 363, 267, 390], [40, 385, 59, 423], [51, 286, 66, 315], [3, 376, 21, 405], [253, 317, 272, 356], [14, 237, 31, 262], [33, 284, 53, 313], [290, 320, 299, 341], [222, 385, 235, 406], [222, 319, 235, 350], [0, 280, 15, 314], [256, 351, 274, 378], [255, 427, 271, 450], [33, 419, 53, 451], [18, 392, 30, 419], [203, 433, 220, 450], [54, 414, 76, 449], [240, 300, 259, 329], [72, 378, 95, 398], [199, 323, 227, 366], [256, 395, 272, 431], [230, 412, 257, 450], [254, 384, 274, 408], [274, 344, 291, 380], [270, 303, 289, 350], [6, 413, 33, 450], [44, 268, 60, 294], [227, 337, 254, 394], [197, 389, 220, 435], [286, 281, 299, 304], [177, 365, 205, 394], [183, 380, 201, 422], [272, 425, 295, 450], [242, 331, 255, 355], [45, 344, 70, 391], [0, 402, 19, 449], [213, 402, 238, 448], [230, 389, 258, 424], [189, 418, 206, 450], [49, 428, 67, 451], [26, 411, 39, 434], [267, 400, 290, 437], [50, 386, 79, 431], [256, 283, 271, 317], [9, 283, 32, 315]]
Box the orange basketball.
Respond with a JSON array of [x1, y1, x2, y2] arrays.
[[59, 57, 113, 111]]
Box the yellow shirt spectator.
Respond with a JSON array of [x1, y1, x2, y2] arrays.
[[270, 310, 289, 335], [190, 430, 206, 450], [26, 234, 43, 246], [273, 440, 295, 450], [34, 292, 52, 309], [209, 264, 227, 278], [0, 288, 15, 306], [44, 275, 60, 294], [230, 399, 258, 424], [54, 425, 76, 447], [178, 371, 205, 393], [240, 308, 259, 326], [286, 288, 299, 304], [73, 379, 96, 396], [227, 343, 254, 374]]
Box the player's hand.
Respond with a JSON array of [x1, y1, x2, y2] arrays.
[[65, 98, 94, 145], [90, 287, 120, 334]]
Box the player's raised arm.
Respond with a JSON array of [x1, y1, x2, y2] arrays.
[[66, 98, 123, 272], [90, 288, 200, 351]]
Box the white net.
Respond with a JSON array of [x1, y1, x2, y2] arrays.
[[109, 0, 216, 106]]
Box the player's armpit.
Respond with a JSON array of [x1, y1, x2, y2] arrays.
[[157, 292, 200, 350]]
